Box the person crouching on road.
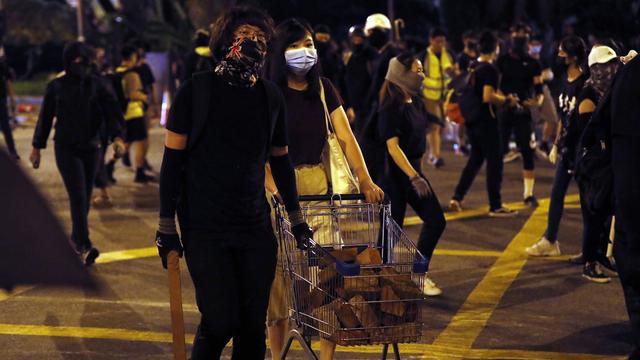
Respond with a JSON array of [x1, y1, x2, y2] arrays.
[[30, 42, 126, 266], [378, 53, 446, 296], [155, 6, 313, 359]]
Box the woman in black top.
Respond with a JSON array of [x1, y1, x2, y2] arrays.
[[527, 36, 588, 257], [30, 42, 125, 265], [264, 18, 384, 359], [378, 53, 446, 296]]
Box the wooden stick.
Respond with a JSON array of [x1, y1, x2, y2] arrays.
[[167, 250, 187, 360]]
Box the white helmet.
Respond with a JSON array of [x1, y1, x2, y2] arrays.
[[588, 46, 618, 67], [365, 13, 391, 35]]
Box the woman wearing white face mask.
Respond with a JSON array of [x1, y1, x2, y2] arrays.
[[264, 18, 384, 360]]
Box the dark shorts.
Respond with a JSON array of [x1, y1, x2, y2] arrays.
[[125, 117, 148, 143]]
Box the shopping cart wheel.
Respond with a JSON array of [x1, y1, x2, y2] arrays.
[[381, 343, 401, 360]]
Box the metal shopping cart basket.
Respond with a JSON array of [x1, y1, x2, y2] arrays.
[[273, 194, 428, 360]]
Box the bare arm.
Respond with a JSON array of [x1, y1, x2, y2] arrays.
[[483, 85, 511, 105], [124, 72, 148, 103], [386, 137, 419, 178], [165, 130, 187, 150]]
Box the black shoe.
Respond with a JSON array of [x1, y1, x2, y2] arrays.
[[434, 158, 445, 168], [598, 256, 618, 275], [489, 207, 518, 218], [524, 196, 539, 207], [569, 252, 585, 265], [105, 161, 117, 184], [122, 152, 132, 168], [582, 261, 611, 284], [79, 247, 100, 267], [134, 168, 155, 183], [143, 159, 154, 172]]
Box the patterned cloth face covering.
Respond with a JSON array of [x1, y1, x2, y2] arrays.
[[215, 25, 268, 88]]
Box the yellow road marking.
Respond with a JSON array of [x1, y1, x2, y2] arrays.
[[0, 323, 622, 359], [432, 200, 551, 351], [96, 247, 157, 264], [434, 249, 504, 257], [404, 194, 580, 226]]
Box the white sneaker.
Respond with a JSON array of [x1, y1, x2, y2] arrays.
[[449, 199, 463, 212], [526, 237, 561, 257], [423, 276, 442, 297]]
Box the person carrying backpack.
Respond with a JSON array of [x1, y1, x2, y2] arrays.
[[448, 30, 518, 217]]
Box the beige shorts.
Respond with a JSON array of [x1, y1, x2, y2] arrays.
[[424, 98, 444, 126], [267, 164, 329, 325]]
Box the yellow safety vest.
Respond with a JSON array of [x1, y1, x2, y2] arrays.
[[195, 46, 212, 58], [116, 66, 145, 121], [422, 48, 454, 101]]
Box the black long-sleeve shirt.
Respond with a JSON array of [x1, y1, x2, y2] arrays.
[[33, 74, 124, 149]]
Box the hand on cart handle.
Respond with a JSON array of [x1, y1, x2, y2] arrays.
[[156, 231, 183, 269], [291, 222, 313, 250]]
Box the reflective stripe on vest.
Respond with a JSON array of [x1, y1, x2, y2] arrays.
[[422, 48, 453, 100]]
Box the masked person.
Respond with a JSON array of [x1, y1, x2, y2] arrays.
[[360, 13, 400, 184], [453, 31, 478, 156], [379, 53, 446, 296], [497, 23, 544, 207], [0, 46, 18, 160], [343, 25, 377, 131], [313, 24, 343, 88], [526, 36, 588, 257], [449, 31, 518, 217], [30, 42, 125, 266], [420, 27, 454, 168], [182, 29, 215, 82], [263, 18, 384, 360], [155, 7, 313, 359]]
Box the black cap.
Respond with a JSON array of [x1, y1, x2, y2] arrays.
[[62, 42, 91, 70]]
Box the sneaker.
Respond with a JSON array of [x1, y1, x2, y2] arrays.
[[105, 161, 117, 184], [92, 195, 113, 208], [598, 256, 618, 275], [524, 196, 539, 207], [569, 252, 585, 265], [122, 152, 132, 168], [79, 247, 100, 267], [503, 150, 522, 163], [423, 276, 442, 297], [582, 262, 611, 284], [526, 237, 561, 257], [134, 168, 155, 184], [449, 199, 463, 212], [489, 207, 518, 218], [429, 156, 445, 168], [143, 159, 154, 172]]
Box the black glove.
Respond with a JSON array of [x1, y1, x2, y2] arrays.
[[155, 231, 183, 269], [410, 175, 432, 198], [291, 222, 313, 250]]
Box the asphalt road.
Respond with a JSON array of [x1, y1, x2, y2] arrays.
[[0, 126, 633, 359]]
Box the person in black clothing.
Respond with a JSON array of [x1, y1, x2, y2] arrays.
[[182, 29, 215, 82], [497, 23, 544, 207], [313, 24, 343, 88], [0, 50, 18, 160], [155, 7, 312, 359], [456, 30, 478, 74], [343, 25, 377, 130], [133, 40, 156, 172], [378, 53, 446, 296], [359, 13, 399, 185], [449, 30, 518, 217], [610, 50, 640, 360], [30, 42, 125, 266], [527, 36, 588, 257]]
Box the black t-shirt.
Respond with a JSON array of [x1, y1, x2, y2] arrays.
[[379, 100, 428, 159], [166, 75, 287, 233], [497, 54, 542, 99], [557, 72, 588, 154], [135, 63, 155, 94], [457, 52, 476, 73], [345, 47, 376, 112], [285, 78, 342, 167], [470, 62, 499, 126]]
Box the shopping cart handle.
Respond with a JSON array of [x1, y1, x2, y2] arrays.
[[306, 238, 361, 276], [298, 194, 366, 202]]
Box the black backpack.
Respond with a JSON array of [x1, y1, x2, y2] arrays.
[[107, 71, 129, 114], [445, 66, 484, 126]]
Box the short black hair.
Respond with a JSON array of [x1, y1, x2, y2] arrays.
[[194, 29, 210, 48], [560, 35, 587, 68], [209, 5, 274, 61], [429, 27, 447, 39], [63, 41, 91, 69], [462, 30, 477, 41], [478, 30, 498, 54], [121, 45, 138, 61], [265, 18, 320, 100], [510, 21, 532, 35], [314, 24, 331, 34]]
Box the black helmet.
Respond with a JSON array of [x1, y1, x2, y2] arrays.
[[348, 25, 365, 39]]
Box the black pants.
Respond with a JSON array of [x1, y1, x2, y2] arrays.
[[94, 137, 109, 189], [453, 122, 503, 210], [184, 227, 277, 360], [500, 108, 535, 171], [578, 186, 610, 263], [0, 100, 17, 156], [544, 160, 574, 242], [387, 158, 446, 271], [612, 135, 640, 350], [54, 143, 99, 251]]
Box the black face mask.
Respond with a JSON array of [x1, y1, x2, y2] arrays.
[[352, 43, 364, 53], [368, 29, 390, 49], [315, 40, 330, 55], [67, 60, 90, 79], [511, 36, 529, 57], [215, 37, 267, 88]]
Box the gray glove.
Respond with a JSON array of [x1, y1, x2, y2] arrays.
[[410, 175, 432, 198]]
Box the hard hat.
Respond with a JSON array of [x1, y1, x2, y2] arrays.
[[588, 46, 618, 67], [365, 13, 391, 34]]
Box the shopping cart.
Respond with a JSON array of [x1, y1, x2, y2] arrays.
[[274, 194, 428, 360]]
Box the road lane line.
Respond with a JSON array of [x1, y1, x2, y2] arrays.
[[432, 200, 550, 352]]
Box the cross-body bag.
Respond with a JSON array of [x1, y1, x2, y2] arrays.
[[319, 80, 360, 195]]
